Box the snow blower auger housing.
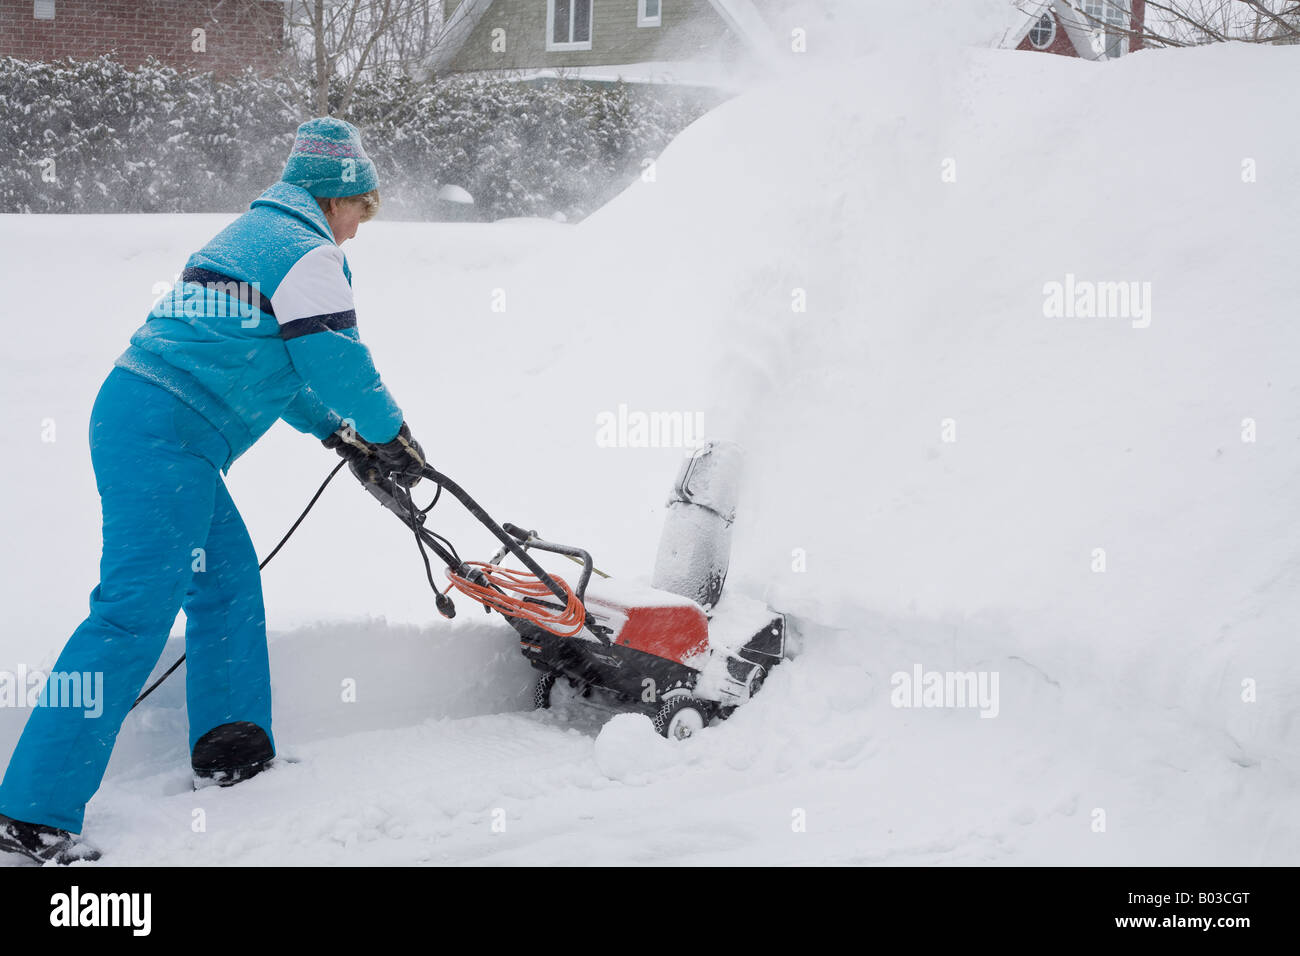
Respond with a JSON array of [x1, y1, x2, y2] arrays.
[[360, 441, 785, 740]]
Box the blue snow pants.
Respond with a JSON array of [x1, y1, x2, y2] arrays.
[[0, 367, 274, 832]]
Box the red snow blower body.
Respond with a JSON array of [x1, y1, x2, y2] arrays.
[[362, 440, 785, 739]]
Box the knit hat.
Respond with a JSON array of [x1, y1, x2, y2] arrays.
[[280, 117, 379, 198]]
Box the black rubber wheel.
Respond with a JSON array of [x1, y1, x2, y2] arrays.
[[533, 671, 557, 710], [652, 696, 712, 740]]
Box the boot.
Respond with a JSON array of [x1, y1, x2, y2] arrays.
[[0, 812, 101, 865], [191, 721, 274, 789]]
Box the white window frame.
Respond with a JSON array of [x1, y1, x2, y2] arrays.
[[638, 0, 662, 28], [33, 0, 55, 20], [1028, 12, 1056, 49], [547, 0, 594, 52], [1079, 0, 1129, 57]]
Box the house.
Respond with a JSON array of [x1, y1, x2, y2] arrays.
[[1002, 1, 1146, 60], [0, 0, 286, 76], [432, 0, 778, 86]]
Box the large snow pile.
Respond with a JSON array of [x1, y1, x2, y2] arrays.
[[1, 15, 1297, 862]]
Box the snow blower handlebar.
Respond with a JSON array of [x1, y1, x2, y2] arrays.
[[361, 464, 611, 643], [499, 523, 596, 605]]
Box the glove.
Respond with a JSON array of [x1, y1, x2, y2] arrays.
[[324, 422, 426, 489], [372, 422, 427, 489], [322, 428, 381, 487]]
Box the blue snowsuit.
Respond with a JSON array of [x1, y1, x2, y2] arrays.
[[0, 183, 404, 832]]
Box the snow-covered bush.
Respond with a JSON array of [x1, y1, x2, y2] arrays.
[[345, 72, 711, 220], [0, 56, 713, 220]]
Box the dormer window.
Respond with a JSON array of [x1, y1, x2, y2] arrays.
[[1029, 13, 1056, 49]]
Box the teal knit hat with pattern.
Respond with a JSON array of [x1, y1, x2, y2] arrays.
[[281, 117, 378, 198]]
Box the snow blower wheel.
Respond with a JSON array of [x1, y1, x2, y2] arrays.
[[653, 697, 711, 740], [535, 671, 596, 711], [533, 671, 557, 710]]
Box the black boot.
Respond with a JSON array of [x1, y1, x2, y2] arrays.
[[0, 812, 101, 865], [191, 721, 275, 789]]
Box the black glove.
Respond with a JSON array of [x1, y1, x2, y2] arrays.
[[323, 422, 426, 489], [322, 427, 381, 487], [372, 422, 427, 488]]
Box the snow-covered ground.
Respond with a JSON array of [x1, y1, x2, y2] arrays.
[[2, 19, 1299, 864]]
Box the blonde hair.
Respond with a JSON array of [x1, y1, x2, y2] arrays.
[[317, 189, 380, 224]]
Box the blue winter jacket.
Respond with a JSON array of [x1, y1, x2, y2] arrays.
[[115, 182, 405, 473]]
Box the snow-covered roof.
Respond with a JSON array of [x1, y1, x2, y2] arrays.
[[465, 60, 756, 92], [704, 0, 779, 62], [998, 0, 1108, 61], [1000, 0, 1051, 49], [430, 0, 778, 75], [430, 0, 494, 74]]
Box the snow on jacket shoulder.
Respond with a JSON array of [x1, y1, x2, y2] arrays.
[[115, 182, 405, 473]]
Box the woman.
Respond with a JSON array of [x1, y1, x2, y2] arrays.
[[0, 117, 425, 864]]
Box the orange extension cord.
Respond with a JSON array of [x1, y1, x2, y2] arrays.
[[444, 561, 587, 637]]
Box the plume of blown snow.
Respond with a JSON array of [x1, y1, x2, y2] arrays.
[[755, 0, 1019, 64]]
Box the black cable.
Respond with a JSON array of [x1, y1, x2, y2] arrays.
[[418, 481, 442, 516], [406, 489, 438, 589], [403, 480, 471, 621], [257, 460, 347, 571], [130, 461, 347, 711], [410, 481, 457, 564], [133, 654, 186, 708]]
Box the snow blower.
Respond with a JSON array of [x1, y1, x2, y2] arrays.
[[359, 439, 786, 739]]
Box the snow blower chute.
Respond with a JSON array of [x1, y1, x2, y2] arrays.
[[359, 440, 786, 739]]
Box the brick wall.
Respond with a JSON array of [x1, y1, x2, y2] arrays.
[[1017, 10, 1080, 58], [0, 0, 286, 75]]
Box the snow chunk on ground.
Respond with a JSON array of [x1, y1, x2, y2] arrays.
[[593, 713, 680, 784]]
